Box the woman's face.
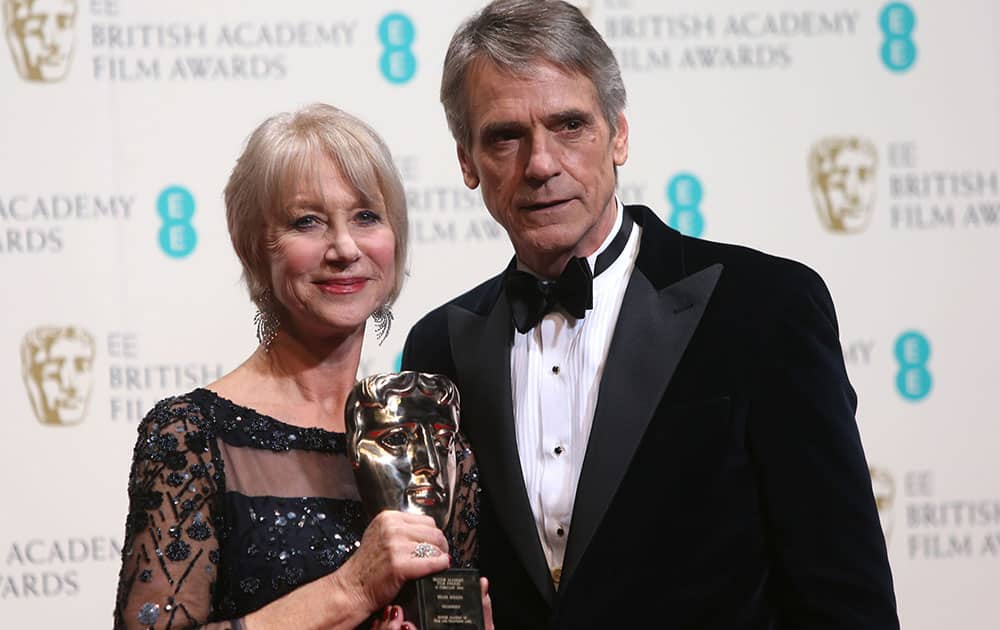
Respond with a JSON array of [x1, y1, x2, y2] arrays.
[[267, 155, 396, 342]]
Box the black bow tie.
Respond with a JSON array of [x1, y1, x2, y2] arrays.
[[505, 257, 593, 334], [504, 209, 633, 334]]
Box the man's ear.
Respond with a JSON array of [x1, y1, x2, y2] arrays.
[[457, 143, 480, 189], [612, 112, 629, 167]]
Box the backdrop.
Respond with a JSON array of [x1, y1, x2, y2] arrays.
[[2, 1, 997, 628]]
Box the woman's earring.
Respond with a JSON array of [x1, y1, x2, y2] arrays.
[[254, 292, 279, 351], [371, 305, 393, 345]]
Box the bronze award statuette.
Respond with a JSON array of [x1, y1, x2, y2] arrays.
[[346, 371, 484, 630]]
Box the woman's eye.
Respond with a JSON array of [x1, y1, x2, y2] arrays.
[[355, 209, 381, 224], [292, 215, 319, 230]]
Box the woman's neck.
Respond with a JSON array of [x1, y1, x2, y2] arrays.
[[210, 325, 366, 432]]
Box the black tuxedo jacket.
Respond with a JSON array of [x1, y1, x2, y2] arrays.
[[402, 205, 898, 629]]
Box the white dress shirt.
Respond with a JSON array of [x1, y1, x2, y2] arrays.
[[510, 199, 641, 585]]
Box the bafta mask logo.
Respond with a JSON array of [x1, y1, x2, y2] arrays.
[[21, 326, 95, 426], [3, 0, 78, 82], [808, 137, 878, 234], [345, 371, 460, 529], [870, 466, 896, 543]]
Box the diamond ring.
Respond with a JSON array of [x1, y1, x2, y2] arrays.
[[412, 542, 441, 558]]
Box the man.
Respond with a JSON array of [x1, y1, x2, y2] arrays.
[[403, 1, 898, 628], [345, 371, 461, 528], [21, 325, 95, 425], [808, 136, 879, 234], [3, 0, 78, 82]]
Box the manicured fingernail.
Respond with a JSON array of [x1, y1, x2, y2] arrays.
[[391, 606, 400, 620], [382, 606, 391, 620]]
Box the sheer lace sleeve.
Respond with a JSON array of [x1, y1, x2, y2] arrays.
[[446, 432, 480, 569], [113, 396, 237, 630]]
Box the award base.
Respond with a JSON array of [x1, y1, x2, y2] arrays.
[[397, 568, 484, 629]]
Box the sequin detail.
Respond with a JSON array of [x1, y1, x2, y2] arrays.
[[137, 602, 160, 624]]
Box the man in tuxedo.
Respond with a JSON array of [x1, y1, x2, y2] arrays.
[[402, 1, 898, 628]]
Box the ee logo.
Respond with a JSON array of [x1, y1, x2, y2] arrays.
[[157, 186, 197, 258], [379, 13, 416, 84], [894, 330, 932, 401], [879, 3, 917, 73], [666, 173, 705, 237]]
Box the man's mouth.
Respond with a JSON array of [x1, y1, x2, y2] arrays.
[[522, 199, 570, 211], [407, 486, 440, 506]]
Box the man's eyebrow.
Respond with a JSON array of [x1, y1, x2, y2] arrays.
[[479, 121, 525, 141]]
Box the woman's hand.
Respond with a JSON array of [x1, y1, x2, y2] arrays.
[[480, 576, 495, 630], [329, 510, 450, 618]]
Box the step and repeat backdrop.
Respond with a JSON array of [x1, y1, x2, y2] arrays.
[[1, 0, 996, 627]]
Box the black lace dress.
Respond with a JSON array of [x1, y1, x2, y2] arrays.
[[113, 388, 480, 629]]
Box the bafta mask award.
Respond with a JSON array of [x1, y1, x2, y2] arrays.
[[346, 371, 484, 629]]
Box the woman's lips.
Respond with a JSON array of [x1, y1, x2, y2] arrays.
[[317, 278, 368, 294]]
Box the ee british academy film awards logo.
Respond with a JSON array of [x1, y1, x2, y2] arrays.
[[3, 0, 77, 82], [808, 137, 878, 234], [20, 326, 95, 426]]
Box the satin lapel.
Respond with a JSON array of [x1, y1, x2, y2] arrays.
[[560, 254, 723, 588], [447, 291, 557, 606]]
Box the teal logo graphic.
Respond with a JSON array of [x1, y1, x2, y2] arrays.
[[879, 3, 917, 73], [393, 351, 403, 372], [894, 330, 932, 401], [157, 186, 197, 258], [666, 173, 705, 237], [378, 13, 416, 84]]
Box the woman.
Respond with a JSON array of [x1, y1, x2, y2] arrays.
[[113, 104, 488, 629]]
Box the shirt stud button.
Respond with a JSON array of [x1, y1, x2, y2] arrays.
[[554, 445, 564, 455], [551, 365, 560, 374]]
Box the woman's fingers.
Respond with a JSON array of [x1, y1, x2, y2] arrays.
[[480, 576, 495, 630]]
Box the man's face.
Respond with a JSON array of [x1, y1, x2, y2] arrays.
[[353, 395, 458, 528], [457, 59, 628, 277], [816, 146, 876, 232], [5, 0, 77, 81], [26, 334, 94, 425]]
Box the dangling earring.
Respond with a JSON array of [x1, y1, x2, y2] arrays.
[[371, 304, 393, 345], [254, 291, 279, 351]]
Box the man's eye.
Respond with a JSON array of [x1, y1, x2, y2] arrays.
[[379, 430, 408, 448], [435, 431, 455, 450]]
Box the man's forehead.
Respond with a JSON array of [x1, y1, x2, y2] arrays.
[[466, 57, 597, 108], [363, 396, 454, 422], [11, 0, 75, 16]]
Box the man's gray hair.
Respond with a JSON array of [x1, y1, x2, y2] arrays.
[[441, 0, 626, 149]]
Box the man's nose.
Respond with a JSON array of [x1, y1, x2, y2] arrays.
[[41, 17, 60, 48], [524, 133, 561, 182], [409, 429, 440, 477], [59, 362, 79, 394]]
